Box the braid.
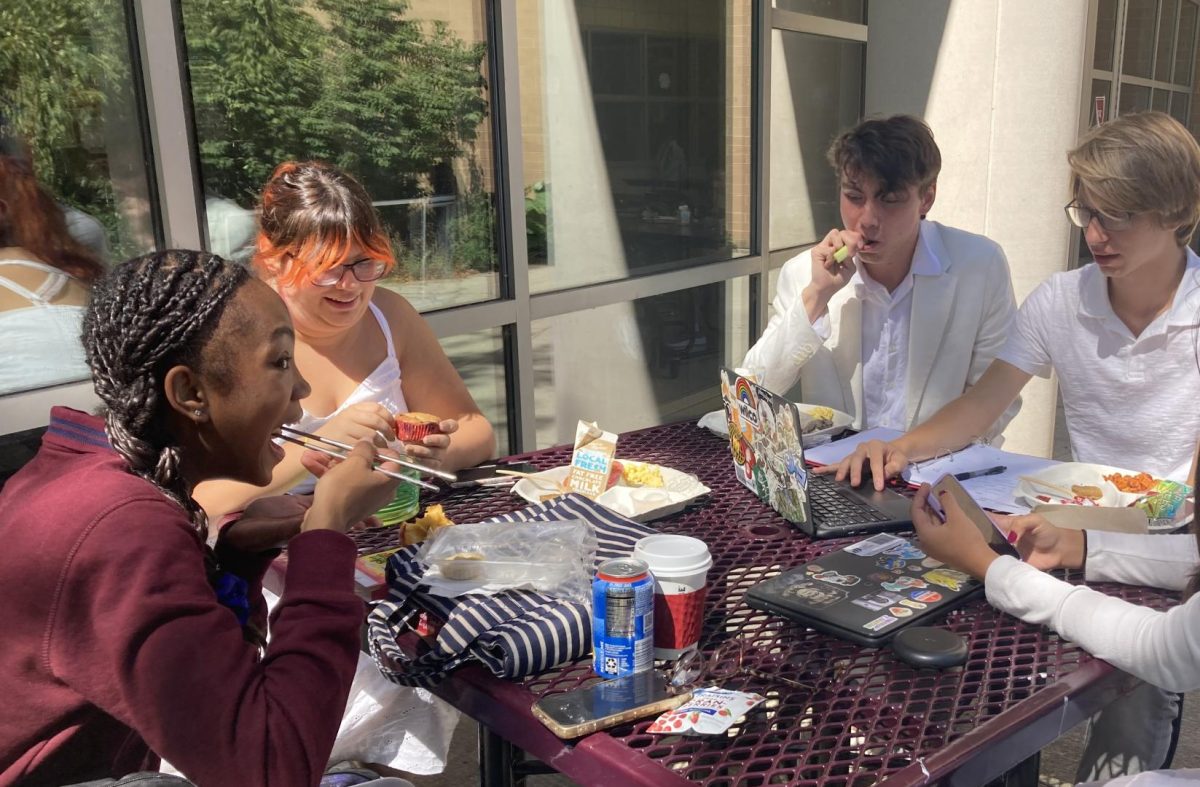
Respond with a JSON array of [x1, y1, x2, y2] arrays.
[[83, 250, 249, 533]]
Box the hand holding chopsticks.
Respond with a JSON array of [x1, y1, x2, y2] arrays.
[[278, 425, 454, 491]]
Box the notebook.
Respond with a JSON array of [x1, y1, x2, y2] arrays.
[[744, 533, 983, 646], [719, 367, 913, 538]]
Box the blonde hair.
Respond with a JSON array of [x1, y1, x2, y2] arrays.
[[1068, 111, 1200, 246]]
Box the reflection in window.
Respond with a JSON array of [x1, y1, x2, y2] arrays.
[[180, 0, 499, 309], [531, 277, 751, 448], [518, 0, 751, 294], [439, 328, 510, 454], [769, 30, 863, 251], [0, 0, 156, 396], [772, 0, 865, 24]]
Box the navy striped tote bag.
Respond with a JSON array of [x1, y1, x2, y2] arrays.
[[367, 493, 655, 687]]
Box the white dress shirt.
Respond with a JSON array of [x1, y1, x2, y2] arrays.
[[812, 233, 944, 430]]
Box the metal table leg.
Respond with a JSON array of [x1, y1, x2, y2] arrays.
[[479, 724, 518, 787]]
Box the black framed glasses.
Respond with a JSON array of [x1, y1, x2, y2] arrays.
[[1064, 201, 1134, 232], [311, 258, 388, 287], [667, 638, 814, 694]]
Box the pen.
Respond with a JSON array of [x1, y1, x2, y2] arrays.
[[954, 465, 1006, 481]]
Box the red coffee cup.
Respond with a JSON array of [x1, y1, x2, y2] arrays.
[[633, 535, 712, 659]]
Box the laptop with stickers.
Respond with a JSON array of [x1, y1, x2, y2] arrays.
[[719, 367, 912, 538], [744, 533, 984, 646]]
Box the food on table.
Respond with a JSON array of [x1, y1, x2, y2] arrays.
[[394, 411, 442, 441], [565, 420, 619, 498], [799, 406, 835, 434], [1071, 484, 1104, 501], [621, 461, 665, 488], [400, 503, 455, 546], [440, 551, 486, 580], [607, 460, 625, 490], [1103, 471, 1158, 494]]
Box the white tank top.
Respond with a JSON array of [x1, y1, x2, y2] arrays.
[[0, 259, 89, 395], [288, 301, 407, 494]]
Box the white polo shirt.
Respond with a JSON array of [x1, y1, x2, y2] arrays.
[[998, 251, 1200, 481]]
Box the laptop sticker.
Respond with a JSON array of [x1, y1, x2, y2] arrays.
[[851, 592, 903, 612], [888, 606, 914, 618], [845, 533, 907, 557], [813, 570, 861, 587], [863, 615, 898, 631], [923, 569, 971, 592], [899, 599, 927, 610], [911, 590, 942, 603], [778, 580, 848, 608]]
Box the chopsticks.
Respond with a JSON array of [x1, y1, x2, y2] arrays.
[[277, 425, 453, 490], [1019, 475, 1081, 499]]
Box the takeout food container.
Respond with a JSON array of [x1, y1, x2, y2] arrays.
[[511, 461, 710, 522], [1015, 462, 1147, 509]]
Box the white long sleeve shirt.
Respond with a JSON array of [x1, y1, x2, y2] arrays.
[[985, 531, 1200, 693]]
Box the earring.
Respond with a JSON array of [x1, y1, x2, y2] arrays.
[[193, 409, 205, 417]]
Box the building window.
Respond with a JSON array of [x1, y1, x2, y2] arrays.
[[179, 0, 500, 311], [0, 0, 157, 397], [516, 0, 752, 293]]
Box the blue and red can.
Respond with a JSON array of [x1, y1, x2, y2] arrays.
[[592, 557, 655, 678]]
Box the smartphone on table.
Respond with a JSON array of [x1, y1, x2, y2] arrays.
[[449, 461, 539, 488], [532, 670, 691, 739], [928, 474, 1020, 558]]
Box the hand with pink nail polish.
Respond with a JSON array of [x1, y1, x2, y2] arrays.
[[993, 513, 1086, 571]]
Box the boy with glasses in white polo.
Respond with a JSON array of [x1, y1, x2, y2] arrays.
[[826, 111, 1200, 780]]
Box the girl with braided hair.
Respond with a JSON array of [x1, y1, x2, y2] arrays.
[[195, 160, 495, 521], [0, 249, 405, 786]]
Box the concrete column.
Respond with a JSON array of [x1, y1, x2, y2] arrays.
[[865, 0, 1090, 458]]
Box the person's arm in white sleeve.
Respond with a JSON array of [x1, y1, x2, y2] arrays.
[[1085, 531, 1199, 592], [986, 555, 1200, 692], [742, 253, 827, 396], [968, 246, 1021, 436]]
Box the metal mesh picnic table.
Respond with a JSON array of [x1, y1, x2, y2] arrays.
[[352, 420, 1178, 786]]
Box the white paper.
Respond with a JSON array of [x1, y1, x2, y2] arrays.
[[901, 444, 1059, 514], [803, 427, 905, 466]]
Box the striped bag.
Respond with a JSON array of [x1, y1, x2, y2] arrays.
[[366, 493, 655, 687]]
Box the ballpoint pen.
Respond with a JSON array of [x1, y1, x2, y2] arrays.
[[954, 465, 1006, 481]]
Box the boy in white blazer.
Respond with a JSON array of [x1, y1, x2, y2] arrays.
[[742, 115, 1018, 434]]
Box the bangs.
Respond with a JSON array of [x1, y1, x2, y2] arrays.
[[259, 225, 396, 287]]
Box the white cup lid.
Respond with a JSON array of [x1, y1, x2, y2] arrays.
[[632, 534, 712, 575]]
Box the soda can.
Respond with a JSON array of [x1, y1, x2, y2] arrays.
[[592, 557, 654, 678]]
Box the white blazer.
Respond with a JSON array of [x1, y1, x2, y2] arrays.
[[743, 221, 1019, 434]]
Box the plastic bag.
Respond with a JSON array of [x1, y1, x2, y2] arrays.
[[416, 518, 596, 604]]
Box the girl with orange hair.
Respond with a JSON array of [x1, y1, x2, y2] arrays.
[[196, 160, 495, 520]]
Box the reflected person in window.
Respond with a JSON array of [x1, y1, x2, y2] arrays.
[[740, 115, 1019, 435], [0, 155, 104, 395], [195, 161, 495, 521]]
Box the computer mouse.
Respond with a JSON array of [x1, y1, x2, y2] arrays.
[[890, 627, 969, 669]]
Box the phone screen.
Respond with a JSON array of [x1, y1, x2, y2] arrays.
[[931, 474, 1019, 558], [534, 670, 674, 729], [450, 461, 539, 488]]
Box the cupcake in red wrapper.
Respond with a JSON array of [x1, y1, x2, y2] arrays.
[[394, 411, 442, 442]]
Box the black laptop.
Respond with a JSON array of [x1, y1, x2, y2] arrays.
[[745, 533, 983, 646], [719, 367, 913, 538]]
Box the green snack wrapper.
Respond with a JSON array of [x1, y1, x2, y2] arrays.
[[1134, 480, 1191, 520]]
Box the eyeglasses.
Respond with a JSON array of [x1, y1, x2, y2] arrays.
[[667, 638, 814, 694], [310, 258, 388, 287], [1064, 201, 1135, 232]]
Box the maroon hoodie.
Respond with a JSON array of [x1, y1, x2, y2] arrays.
[[0, 408, 363, 787]]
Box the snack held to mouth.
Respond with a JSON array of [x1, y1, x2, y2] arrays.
[[566, 420, 619, 498], [395, 411, 442, 442]]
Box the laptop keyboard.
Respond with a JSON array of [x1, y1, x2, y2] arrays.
[[808, 474, 892, 527]]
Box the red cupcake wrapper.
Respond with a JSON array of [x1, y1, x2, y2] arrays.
[[395, 421, 440, 442]]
